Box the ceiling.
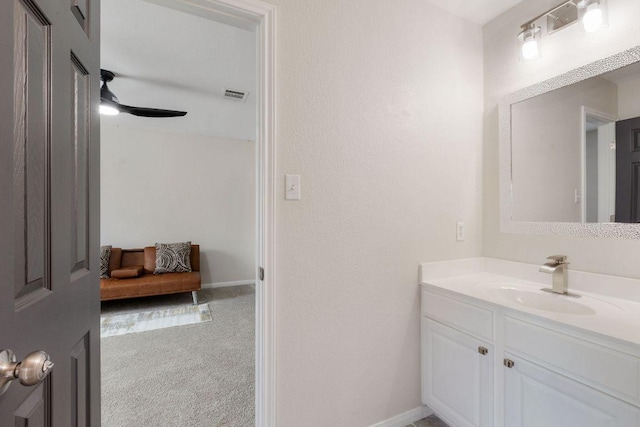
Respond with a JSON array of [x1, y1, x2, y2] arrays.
[[101, 0, 523, 140], [424, 0, 524, 25], [101, 0, 256, 140]]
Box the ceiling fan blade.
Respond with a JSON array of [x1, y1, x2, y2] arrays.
[[119, 104, 187, 118], [99, 69, 187, 118]]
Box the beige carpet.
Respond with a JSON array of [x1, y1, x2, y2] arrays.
[[101, 286, 255, 427]]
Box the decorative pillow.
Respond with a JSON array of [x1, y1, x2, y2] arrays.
[[154, 242, 192, 274], [100, 245, 112, 279], [110, 265, 144, 279]]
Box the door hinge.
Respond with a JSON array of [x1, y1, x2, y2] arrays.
[[259, 267, 264, 281]]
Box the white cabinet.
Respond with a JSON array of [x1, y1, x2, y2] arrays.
[[503, 316, 640, 403], [421, 289, 640, 427], [504, 354, 640, 427], [422, 318, 493, 427]]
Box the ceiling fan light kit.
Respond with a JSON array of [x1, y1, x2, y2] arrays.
[[99, 103, 120, 116], [99, 69, 188, 118]]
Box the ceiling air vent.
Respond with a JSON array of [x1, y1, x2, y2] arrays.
[[223, 88, 249, 102]]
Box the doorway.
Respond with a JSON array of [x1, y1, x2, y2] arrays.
[[582, 107, 617, 223], [0, 0, 273, 424], [99, 0, 275, 425]]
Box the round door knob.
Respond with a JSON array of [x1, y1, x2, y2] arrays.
[[16, 351, 54, 386], [0, 349, 54, 396]]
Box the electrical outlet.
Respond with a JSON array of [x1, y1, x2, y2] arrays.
[[456, 222, 465, 241]]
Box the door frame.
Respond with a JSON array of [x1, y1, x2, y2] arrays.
[[580, 106, 617, 222], [142, 0, 277, 425]]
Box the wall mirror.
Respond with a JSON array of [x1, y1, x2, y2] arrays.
[[499, 46, 640, 238]]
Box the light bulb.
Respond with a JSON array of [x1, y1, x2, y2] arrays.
[[518, 24, 541, 61], [521, 39, 539, 60], [582, 6, 603, 33], [100, 104, 120, 116]]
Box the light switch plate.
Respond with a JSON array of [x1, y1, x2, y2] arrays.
[[285, 174, 301, 200]]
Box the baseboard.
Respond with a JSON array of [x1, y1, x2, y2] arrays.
[[201, 280, 255, 289], [369, 405, 433, 427]]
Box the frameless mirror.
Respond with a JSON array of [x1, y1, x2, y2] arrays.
[[499, 46, 640, 238]]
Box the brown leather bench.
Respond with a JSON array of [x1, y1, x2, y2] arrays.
[[100, 244, 201, 304]]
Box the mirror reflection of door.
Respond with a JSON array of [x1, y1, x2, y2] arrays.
[[583, 110, 616, 223], [615, 116, 640, 223]]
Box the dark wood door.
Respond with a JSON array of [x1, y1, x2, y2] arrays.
[[615, 117, 640, 223], [0, 0, 100, 424]]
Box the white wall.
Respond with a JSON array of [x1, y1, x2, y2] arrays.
[[100, 122, 255, 285], [483, 0, 640, 278], [511, 77, 617, 222], [585, 130, 598, 222], [618, 76, 640, 120], [265, 0, 484, 425]]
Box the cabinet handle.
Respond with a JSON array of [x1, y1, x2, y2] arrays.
[[478, 346, 488, 355], [503, 358, 515, 368]]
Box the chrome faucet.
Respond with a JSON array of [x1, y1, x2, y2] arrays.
[[539, 255, 572, 295]]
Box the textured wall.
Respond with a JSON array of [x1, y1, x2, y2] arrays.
[[483, 0, 640, 277], [267, 0, 484, 425], [100, 122, 256, 285]]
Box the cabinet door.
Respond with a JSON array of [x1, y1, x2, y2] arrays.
[[504, 354, 640, 427], [422, 318, 494, 427]]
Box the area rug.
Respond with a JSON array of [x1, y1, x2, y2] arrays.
[[100, 303, 212, 337]]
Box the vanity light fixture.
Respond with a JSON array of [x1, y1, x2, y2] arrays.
[[518, 23, 542, 61], [518, 0, 609, 61], [577, 0, 608, 34]]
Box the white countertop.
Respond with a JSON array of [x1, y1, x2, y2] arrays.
[[420, 257, 640, 348]]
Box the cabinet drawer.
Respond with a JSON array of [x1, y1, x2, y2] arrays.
[[505, 316, 640, 404], [422, 290, 493, 342]]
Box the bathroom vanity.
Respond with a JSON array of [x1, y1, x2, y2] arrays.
[[420, 257, 640, 427]]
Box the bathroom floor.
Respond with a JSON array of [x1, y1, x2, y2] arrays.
[[404, 414, 449, 427]]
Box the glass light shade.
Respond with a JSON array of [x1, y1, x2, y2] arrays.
[[99, 103, 120, 116], [518, 24, 541, 61], [577, 0, 608, 35]]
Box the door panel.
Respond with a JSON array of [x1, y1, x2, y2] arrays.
[[71, 56, 91, 276], [71, 334, 90, 427], [615, 117, 640, 222], [0, 0, 100, 423], [633, 163, 640, 223], [14, 381, 49, 427], [71, 0, 90, 31], [13, 0, 51, 303]]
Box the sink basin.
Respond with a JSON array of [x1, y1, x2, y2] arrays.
[[479, 285, 597, 315], [472, 282, 624, 316]]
